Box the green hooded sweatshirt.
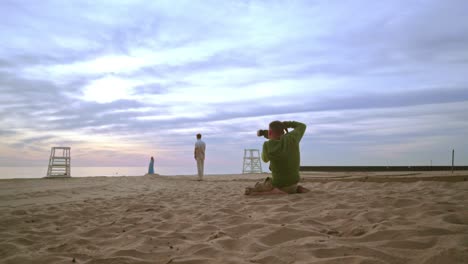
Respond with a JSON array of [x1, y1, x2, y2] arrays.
[[262, 121, 306, 188]]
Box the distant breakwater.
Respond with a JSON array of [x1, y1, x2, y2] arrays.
[[300, 166, 468, 172]]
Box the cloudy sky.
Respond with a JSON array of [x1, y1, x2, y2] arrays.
[[1, 0, 467, 174]]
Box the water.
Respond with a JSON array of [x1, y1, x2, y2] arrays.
[[0, 164, 246, 179], [0, 167, 163, 179]]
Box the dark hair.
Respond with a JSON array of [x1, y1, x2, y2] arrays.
[[196, 133, 202, 139], [269, 121, 284, 135]]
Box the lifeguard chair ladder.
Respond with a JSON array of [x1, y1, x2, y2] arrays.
[[46, 147, 71, 178], [242, 149, 263, 174]]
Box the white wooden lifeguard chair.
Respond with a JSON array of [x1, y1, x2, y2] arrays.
[[46, 147, 71, 178], [242, 149, 263, 174]]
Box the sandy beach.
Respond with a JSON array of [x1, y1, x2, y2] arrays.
[[0, 171, 467, 264]]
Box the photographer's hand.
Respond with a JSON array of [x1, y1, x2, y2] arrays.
[[282, 121, 307, 140], [282, 121, 293, 129]]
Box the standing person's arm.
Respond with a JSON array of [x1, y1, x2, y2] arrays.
[[194, 143, 197, 159], [203, 142, 206, 157], [283, 121, 307, 142]]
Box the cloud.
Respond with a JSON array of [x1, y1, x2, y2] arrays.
[[131, 83, 168, 95], [0, 129, 16, 136]]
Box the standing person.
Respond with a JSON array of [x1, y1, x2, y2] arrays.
[[194, 133, 206, 181], [245, 121, 309, 195], [148, 156, 155, 175]]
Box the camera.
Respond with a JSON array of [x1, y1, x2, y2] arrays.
[[257, 129, 269, 139], [257, 127, 289, 139]]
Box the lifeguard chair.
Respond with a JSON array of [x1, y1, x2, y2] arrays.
[[46, 147, 71, 178], [242, 149, 263, 174]]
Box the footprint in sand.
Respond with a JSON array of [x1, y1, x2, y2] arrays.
[[442, 213, 468, 225], [340, 227, 367, 237], [392, 198, 420, 208], [223, 223, 265, 238], [259, 227, 322, 246], [10, 209, 27, 216], [381, 239, 436, 250]]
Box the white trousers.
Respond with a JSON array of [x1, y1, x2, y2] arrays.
[[196, 158, 204, 180]]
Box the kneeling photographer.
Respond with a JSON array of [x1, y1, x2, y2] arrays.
[[245, 120, 309, 195]]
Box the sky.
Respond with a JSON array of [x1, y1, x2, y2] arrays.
[[1, 0, 467, 175]]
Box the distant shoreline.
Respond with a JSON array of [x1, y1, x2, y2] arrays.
[[1, 171, 467, 183]]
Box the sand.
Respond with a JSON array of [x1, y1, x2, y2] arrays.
[[0, 171, 467, 264]]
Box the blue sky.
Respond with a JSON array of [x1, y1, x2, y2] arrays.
[[1, 0, 467, 174]]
